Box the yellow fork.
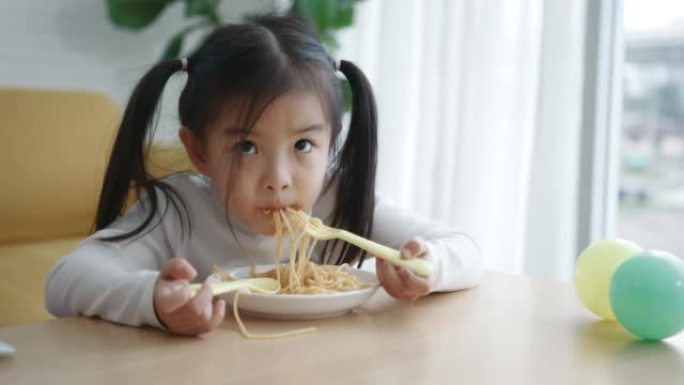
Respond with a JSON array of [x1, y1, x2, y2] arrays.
[[286, 209, 434, 277], [189, 278, 281, 296]]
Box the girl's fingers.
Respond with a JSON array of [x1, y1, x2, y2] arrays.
[[377, 260, 411, 299], [376, 259, 429, 300], [156, 279, 192, 314], [375, 259, 396, 293], [155, 263, 226, 335], [184, 298, 226, 336], [181, 292, 225, 336], [400, 237, 427, 259], [206, 299, 226, 332], [155, 259, 197, 315], [183, 282, 214, 324], [161, 258, 197, 281], [397, 267, 430, 295]]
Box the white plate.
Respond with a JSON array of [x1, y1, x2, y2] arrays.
[[218, 264, 380, 320]]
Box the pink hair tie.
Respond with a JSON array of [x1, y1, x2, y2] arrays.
[[335, 59, 341, 71], [180, 58, 188, 71]]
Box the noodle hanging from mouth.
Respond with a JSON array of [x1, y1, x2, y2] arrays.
[[222, 209, 370, 340], [252, 210, 370, 294]]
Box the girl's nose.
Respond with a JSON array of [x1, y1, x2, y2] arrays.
[[263, 158, 292, 192], [265, 180, 289, 191]]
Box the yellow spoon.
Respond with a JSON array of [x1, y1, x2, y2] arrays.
[[189, 278, 281, 296]]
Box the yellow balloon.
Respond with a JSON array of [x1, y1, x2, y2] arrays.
[[574, 239, 642, 320]]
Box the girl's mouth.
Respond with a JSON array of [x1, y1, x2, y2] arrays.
[[261, 205, 301, 216], [261, 207, 285, 216]]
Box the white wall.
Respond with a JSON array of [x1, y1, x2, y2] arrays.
[[1, 1, 179, 105], [0, 0, 277, 139]]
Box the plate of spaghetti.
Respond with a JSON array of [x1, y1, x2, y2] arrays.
[[212, 209, 380, 340], [217, 209, 380, 322], [219, 263, 379, 320]]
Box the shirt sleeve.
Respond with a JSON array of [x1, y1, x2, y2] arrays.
[[44, 190, 181, 329], [369, 196, 484, 292]]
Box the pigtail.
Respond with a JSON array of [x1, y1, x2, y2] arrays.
[[328, 60, 378, 266], [95, 60, 189, 241]]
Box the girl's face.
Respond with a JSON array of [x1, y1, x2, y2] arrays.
[[180, 89, 332, 235]]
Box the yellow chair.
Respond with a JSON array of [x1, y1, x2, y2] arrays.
[[0, 88, 192, 326]]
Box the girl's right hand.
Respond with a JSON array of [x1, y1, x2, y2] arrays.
[[153, 258, 226, 336]]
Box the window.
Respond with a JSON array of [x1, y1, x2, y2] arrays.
[[617, 0, 684, 257]]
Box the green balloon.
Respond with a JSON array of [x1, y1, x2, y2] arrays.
[[610, 251, 684, 340]]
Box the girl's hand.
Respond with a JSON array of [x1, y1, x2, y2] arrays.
[[154, 258, 225, 336], [376, 236, 432, 301]]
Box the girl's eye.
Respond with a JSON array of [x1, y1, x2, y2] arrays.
[[294, 139, 313, 153], [237, 141, 257, 155]]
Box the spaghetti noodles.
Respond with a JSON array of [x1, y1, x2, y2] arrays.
[[254, 209, 371, 294], [221, 209, 371, 339]]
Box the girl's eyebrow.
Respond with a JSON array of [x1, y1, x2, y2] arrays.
[[293, 124, 325, 134], [222, 123, 325, 137]]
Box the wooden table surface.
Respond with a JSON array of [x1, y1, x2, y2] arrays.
[[1, 273, 682, 385]]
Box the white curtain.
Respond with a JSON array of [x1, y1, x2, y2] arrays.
[[337, 0, 587, 281]]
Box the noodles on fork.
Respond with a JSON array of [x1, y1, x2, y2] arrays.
[[220, 209, 371, 339], [253, 210, 371, 294]]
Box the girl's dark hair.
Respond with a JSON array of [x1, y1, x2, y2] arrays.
[[95, 15, 377, 267]]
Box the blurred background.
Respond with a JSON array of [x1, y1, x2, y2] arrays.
[[0, 0, 681, 282], [619, 0, 684, 258]]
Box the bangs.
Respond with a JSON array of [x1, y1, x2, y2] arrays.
[[200, 62, 341, 140], [179, 21, 343, 141]]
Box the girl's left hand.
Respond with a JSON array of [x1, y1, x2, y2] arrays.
[[376, 236, 432, 301]]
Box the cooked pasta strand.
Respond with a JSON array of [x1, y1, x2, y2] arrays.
[[220, 209, 371, 339], [232, 291, 316, 339]]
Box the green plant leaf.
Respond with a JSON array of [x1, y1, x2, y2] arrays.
[[332, 3, 354, 28], [321, 30, 338, 49], [185, 0, 220, 21], [106, 0, 172, 30], [292, 0, 359, 49], [161, 30, 185, 60], [159, 23, 209, 60]]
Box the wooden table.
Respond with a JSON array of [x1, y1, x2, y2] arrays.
[[1, 273, 683, 384]]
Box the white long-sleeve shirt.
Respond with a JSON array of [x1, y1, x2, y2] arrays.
[[45, 173, 482, 329]]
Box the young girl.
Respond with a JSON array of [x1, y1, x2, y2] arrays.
[[45, 15, 482, 336]]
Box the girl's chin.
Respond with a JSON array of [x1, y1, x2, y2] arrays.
[[230, 213, 275, 236], [254, 227, 276, 236], [249, 221, 276, 236]]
